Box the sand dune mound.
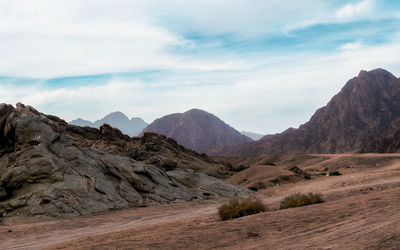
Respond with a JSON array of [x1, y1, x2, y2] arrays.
[[228, 165, 301, 188]]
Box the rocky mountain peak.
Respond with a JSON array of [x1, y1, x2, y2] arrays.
[[99, 111, 129, 121], [218, 68, 400, 155], [141, 109, 251, 154]]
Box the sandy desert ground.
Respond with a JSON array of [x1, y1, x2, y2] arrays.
[[2, 153, 400, 249]]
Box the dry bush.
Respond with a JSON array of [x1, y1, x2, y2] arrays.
[[218, 198, 266, 221], [280, 193, 324, 209], [248, 182, 266, 191], [329, 171, 342, 176]]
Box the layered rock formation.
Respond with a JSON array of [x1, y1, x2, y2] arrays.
[[141, 109, 252, 154], [70, 111, 148, 136], [219, 69, 400, 155], [0, 103, 248, 219]]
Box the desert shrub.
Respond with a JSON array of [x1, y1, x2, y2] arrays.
[[218, 198, 266, 221], [329, 171, 342, 176], [248, 182, 266, 191], [231, 165, 248, 172], [263, 161, 276, 166], [280, 193, 324, 209], [280, 175, 290, 181], [289, 166, 311, 179], [248, 186, 258, 191]]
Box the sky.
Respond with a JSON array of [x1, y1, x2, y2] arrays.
[[0, 0, 400, 134]]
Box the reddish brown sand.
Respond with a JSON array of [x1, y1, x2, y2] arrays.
[[2, 154, 400, 249]]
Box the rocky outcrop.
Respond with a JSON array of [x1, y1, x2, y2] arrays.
[[70, 111, 148, 136], [219, 69, 400, 155], [0, 103, 249, 219], [141, 109, 252, 154]]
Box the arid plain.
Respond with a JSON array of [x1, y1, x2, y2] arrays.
[[2, 153, 400, 249]]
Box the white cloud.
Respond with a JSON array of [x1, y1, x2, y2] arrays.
[[150, 0, 335, 36], [336, 0, 374, 21], [341, 41, 364, 50]]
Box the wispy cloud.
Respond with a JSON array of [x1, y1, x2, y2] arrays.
[[336, 0, 374, 21]]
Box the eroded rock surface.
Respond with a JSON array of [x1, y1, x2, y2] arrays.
[[0, 103, 248, 219]]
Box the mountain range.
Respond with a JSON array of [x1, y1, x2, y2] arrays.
[[70, 110, 260, 154], [68, 68, 400, 156], [70, 111, 148, 137], [218, 68, 400, 155]]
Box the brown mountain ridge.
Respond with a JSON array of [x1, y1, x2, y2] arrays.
[[218, 68, 400, 155], [140, 109, 252, 154]]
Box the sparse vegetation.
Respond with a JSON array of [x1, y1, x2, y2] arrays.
[[329, 171, 342, 176], [280, 193, 324, 209], [218, 198, 266, 221], [289, 166, 311, 179], [248, 182, 266, 191], [248, 186, 258, 191], [226, 163, 249, 172], [263, 161, 276, 166]]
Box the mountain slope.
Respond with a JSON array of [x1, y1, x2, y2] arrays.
[[70, 112, 148, 136], [141, 109, 252, 154], [220, 68, 400, 155], [361, 128, 400, 153]]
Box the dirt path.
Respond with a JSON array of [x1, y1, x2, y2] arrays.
[[0, 196, 288, 250], [0, 201, 221, 250]]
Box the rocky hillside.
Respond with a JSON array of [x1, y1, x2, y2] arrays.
[[141, 109, 252, 154], [219, 69, 400, 155], [0, 103, 248, 219], [70, 111, 148, 136], [361, 128, 400, 153]]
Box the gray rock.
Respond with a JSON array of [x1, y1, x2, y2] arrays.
[[0, 103, 249, 219], [167, 170, 249, 199]]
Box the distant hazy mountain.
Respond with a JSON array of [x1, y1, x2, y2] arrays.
[[140, 109, 252, 154], [70, 111, 148, 136], [219, 68, 400, 155], [69, 118, 93, 127], [241, 131, 264, 141]]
